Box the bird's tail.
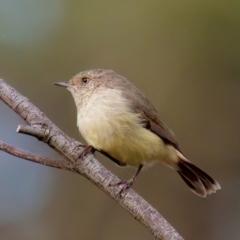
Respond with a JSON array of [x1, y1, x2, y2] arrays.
[[176, 151, 221, 197]]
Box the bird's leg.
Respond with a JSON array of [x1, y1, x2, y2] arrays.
[[78, 145, 95, 159], [117, 164, 143, 196]]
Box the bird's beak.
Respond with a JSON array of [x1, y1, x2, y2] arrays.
[[53, 81, 69, 87]]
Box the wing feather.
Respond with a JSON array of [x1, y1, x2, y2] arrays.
[[106, 74, 180, 151]]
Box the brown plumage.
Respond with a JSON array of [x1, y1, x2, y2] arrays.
[[54, 69, 221, 197]]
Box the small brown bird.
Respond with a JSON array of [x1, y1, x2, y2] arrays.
[[54, 69, 221, 197]]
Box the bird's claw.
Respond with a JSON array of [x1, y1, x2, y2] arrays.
[[110, 179, 134, 197], [78, 145, 95, 160]]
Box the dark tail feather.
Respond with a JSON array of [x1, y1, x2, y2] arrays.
[[177, 156, 221, 197]]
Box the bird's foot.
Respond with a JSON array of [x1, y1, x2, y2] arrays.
[[78, 145, 95, 160], [113, 178, 135, 197]]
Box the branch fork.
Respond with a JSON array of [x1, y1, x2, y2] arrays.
[[0, 78, 184, 240]]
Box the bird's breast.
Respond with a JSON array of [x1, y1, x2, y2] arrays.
[[77, 89, 133, 148], [76, 89, 164, 166]]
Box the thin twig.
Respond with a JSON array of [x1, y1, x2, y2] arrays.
[[0, 141, 68, 170], [0, 78, 184, 240], [17, 125, 47, 139]]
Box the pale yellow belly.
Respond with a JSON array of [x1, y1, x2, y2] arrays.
[[78, 110, 166, 167], [76, 89, 170, 167], [102, 127, 165, 167]]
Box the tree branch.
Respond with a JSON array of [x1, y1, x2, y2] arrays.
[[0, 141, 68, 170], [0, 78, 184, 240]]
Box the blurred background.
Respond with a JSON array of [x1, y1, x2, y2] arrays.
[[0, 1, 239, 239]]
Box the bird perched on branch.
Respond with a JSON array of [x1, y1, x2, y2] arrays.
[[54, 69, 221, 197]]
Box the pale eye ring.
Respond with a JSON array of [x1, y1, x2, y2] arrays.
[[82, 77, 88, 83]]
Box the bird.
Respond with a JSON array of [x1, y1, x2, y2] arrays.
[[54, 69, 221, 197]]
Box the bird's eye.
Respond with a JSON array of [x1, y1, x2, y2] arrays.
[[82, 77, 88, 83]]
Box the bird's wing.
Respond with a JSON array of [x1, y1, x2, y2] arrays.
[[120, 82, 180, 151], [140, 109, 180, 151]]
